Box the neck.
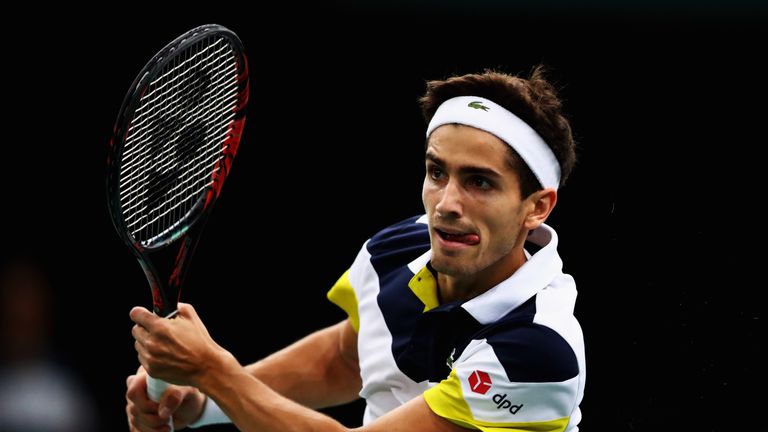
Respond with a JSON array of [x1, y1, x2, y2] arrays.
[[437, 244, 528, 304]]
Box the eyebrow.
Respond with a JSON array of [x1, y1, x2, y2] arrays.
[[425, 152, 503, 179]]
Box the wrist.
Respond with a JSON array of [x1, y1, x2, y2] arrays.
[[194, 347, 240, 394], [187, 396, 230, 428]]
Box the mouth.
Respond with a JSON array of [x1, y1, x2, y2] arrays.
[[434, 227, 481, 246]]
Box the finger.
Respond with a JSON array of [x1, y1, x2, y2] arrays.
[[134, 340, 146, 358], [136, 414, 169, 430], [128, 403, 168, 432], [127, 401, 135, 430], [134, 344, 152, 376], [176, 302, 197, 320], [159, 386, 184, 420], [127, 376, 159, 412], [177, 303, 210, 338], [127, 398, 161, 419], [131, 405, 171, 431], [132, 324, 151, 344], [130, 306, 157, 328]]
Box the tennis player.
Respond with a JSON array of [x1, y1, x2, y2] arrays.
[[127, 67, 586, 432]]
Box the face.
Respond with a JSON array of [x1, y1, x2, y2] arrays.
[[422, 124, 534, 278]]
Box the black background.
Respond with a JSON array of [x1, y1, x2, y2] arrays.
[[2, 2, 764, 431]]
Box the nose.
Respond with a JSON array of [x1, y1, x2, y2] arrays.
[[435, 179, 463, 219]]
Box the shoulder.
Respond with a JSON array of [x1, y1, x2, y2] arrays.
[[367, 214, 429, 250], [480, 322, 579, 383], [424, 325, 580, 427], [463, 296, 579, 383], [346, 214, 430, 283], [365, 214, 430, 260]]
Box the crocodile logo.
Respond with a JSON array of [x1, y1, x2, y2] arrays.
[[446, 348, 456, 369], [468, 101, 490, 111]]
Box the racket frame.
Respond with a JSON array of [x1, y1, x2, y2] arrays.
[[107, 24, 248, 318]]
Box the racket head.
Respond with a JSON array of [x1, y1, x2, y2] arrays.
[[106, 24, 248, 315], [107, 23, 248, 253]]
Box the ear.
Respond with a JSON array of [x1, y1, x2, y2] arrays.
[[524, 188, 557, 231]]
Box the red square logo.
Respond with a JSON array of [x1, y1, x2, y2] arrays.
[[468, 370, 492, 394]]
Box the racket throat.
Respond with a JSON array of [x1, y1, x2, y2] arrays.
[[138, 229, 203, 317]]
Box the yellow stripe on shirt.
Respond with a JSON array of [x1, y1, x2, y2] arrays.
[[424, 370, 570, 432], [408, 266, 440, 312], [326, 269, 360, 332]]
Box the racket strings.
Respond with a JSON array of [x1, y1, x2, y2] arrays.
[[120, 79, 237, 195], [129, 39, 232, 125], [134, 40, 235, 240], [124, 43, 234, 149], [123, 91, 236, 214], [121, 40, 233, 179], [119, 35, 239, 245]]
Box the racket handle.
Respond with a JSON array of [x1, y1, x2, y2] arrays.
[[147, 375, 174, 431]]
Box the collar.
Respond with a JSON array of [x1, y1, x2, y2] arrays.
[[406, 223, 563, 324]]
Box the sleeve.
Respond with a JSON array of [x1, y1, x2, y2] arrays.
[[326, 269, 359, 333], [423, 338, 578, 432]]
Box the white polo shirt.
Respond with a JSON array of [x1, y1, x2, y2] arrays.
[[328, 215, 585, 431]]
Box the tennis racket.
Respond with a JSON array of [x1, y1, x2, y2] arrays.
[[106, 24, 248, 429]]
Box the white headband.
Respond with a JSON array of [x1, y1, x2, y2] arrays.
[[426, 96, 561, 190]]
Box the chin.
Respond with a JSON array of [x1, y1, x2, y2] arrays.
[[430, 256, 475, 277]]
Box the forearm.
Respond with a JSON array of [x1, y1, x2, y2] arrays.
[[199, 351, 348, 432], [244, 321, 361, 408]]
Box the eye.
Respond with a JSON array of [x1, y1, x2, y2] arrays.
[[470, 176, 493, 190], [428, 166, 445, 181]]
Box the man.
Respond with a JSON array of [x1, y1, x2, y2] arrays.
[[127, 67, 585, 431]]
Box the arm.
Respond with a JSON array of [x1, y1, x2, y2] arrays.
[[131, 303, 468, 432], [201, 361, 462, 432], [245, 319, 361, 408], [127, 309, 360, 430]]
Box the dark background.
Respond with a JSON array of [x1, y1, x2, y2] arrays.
[[2, 2, 764, 431]]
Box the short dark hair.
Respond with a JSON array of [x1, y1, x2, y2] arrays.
[[419, 66, 577, 197]]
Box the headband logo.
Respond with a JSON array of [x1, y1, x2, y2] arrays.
[[468, 101, 490, 111]]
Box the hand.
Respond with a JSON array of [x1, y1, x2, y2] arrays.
[[125, 366, 206, 432], [130, 302, 225, 388]]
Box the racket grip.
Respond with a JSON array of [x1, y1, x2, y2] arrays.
[[147, 375, 174, 431]]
